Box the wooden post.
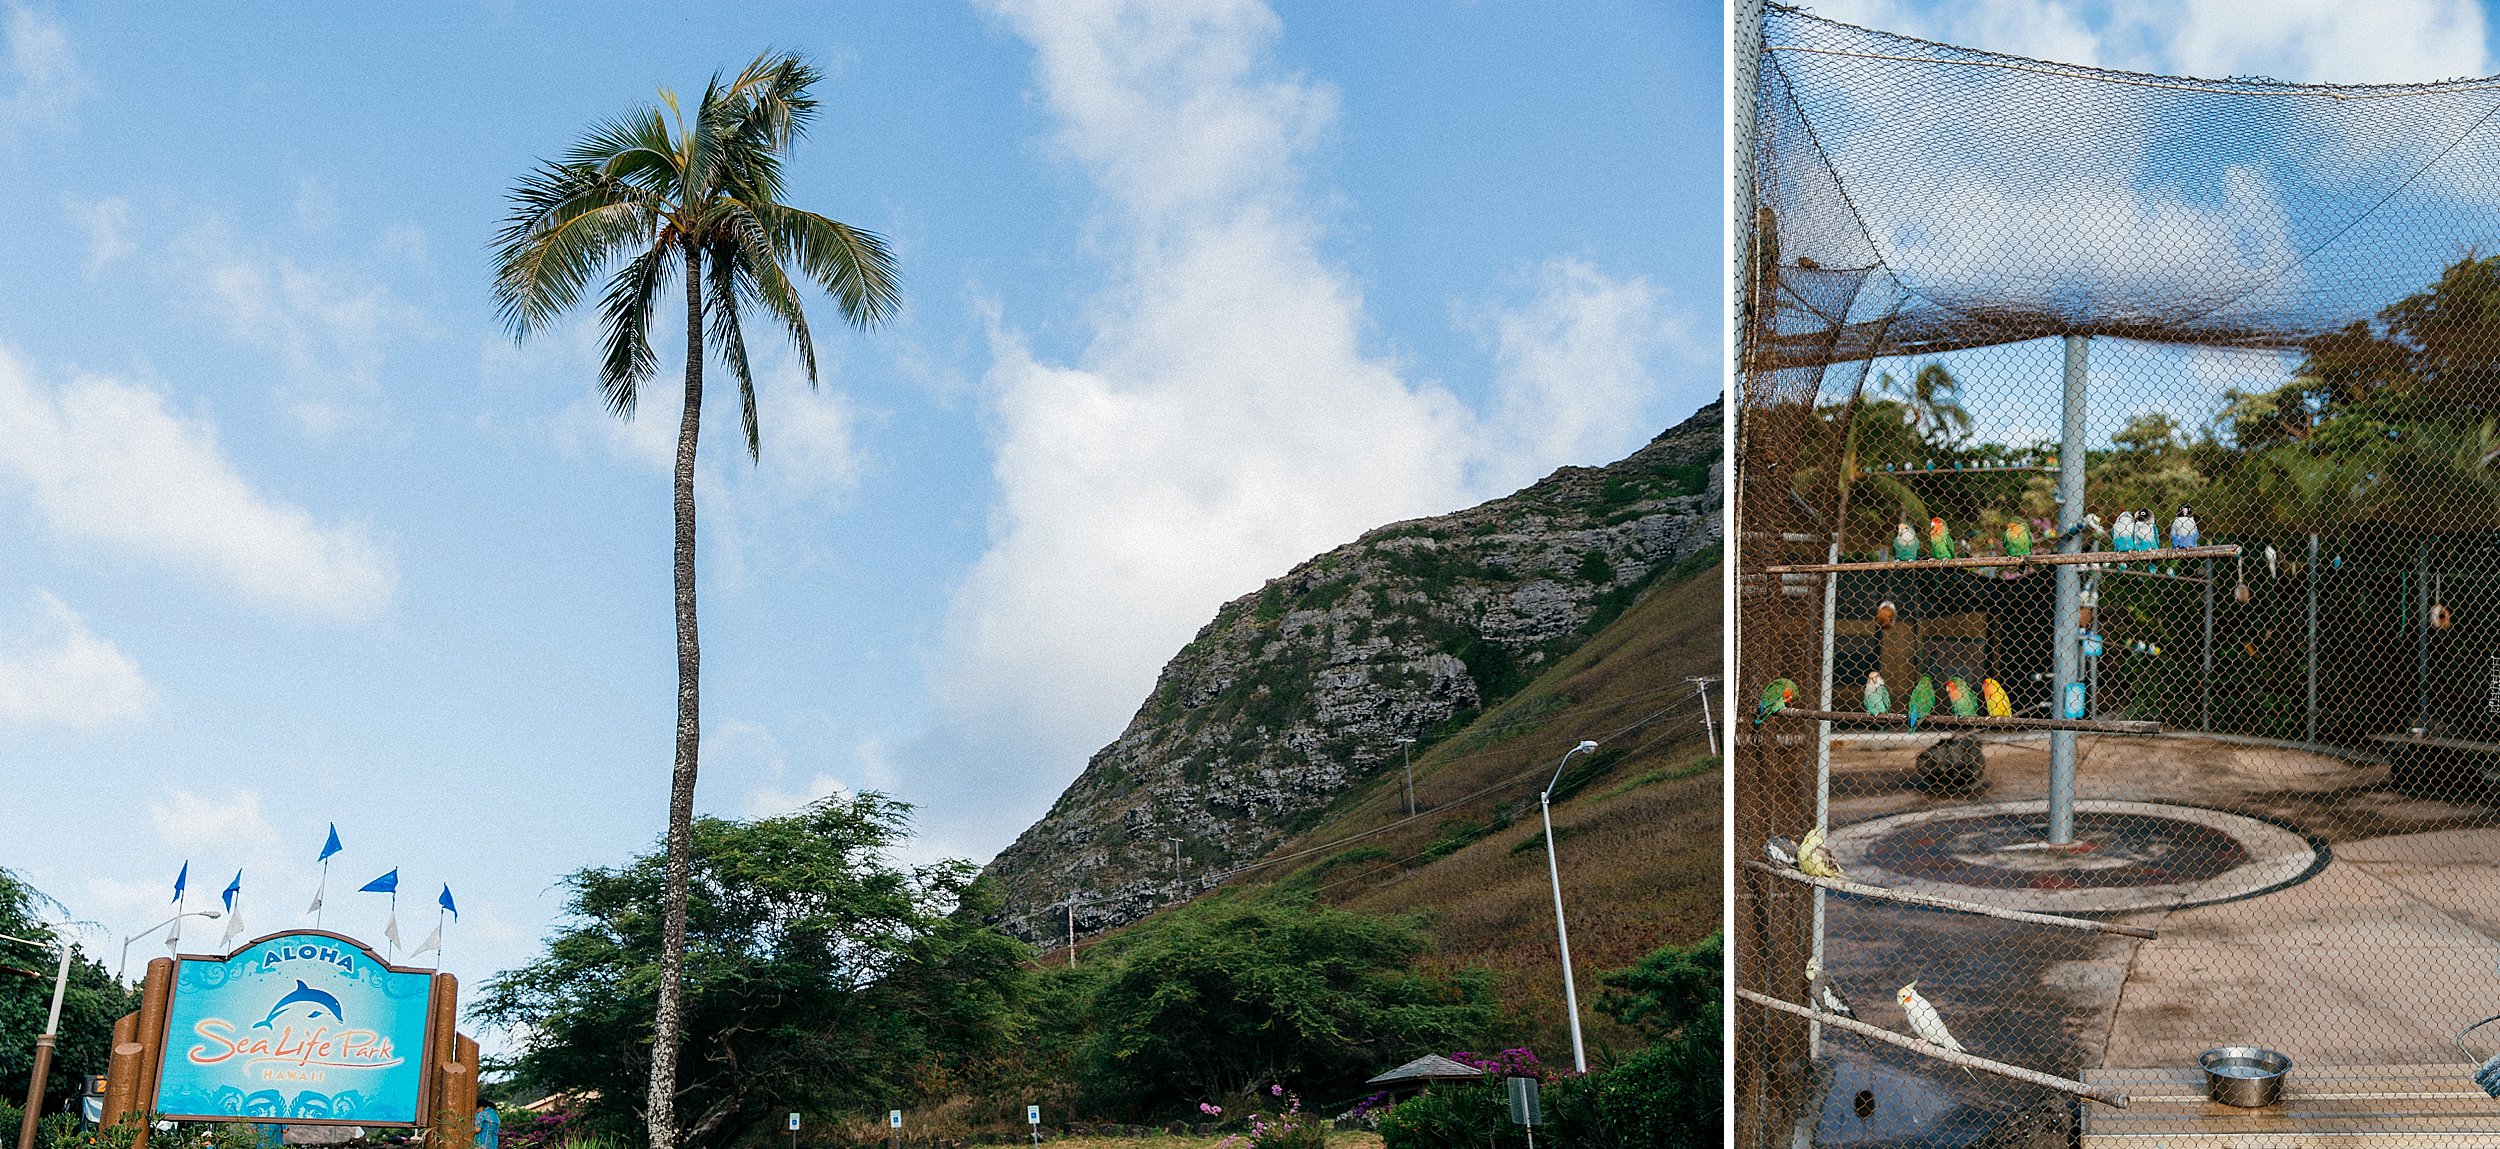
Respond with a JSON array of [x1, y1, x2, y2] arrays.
[[433, 1034, 478, 1149], [426, 973, 461, 1149], [127, 959, 174, 1149], [99, 1013, 139, 1128]]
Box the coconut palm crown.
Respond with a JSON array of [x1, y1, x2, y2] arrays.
[[489, 50, 897, 1149]]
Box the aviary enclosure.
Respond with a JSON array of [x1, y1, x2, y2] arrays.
[[1736, 4, 2500, 1146]]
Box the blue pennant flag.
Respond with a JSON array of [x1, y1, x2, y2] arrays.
[[438, 885, 457, 922], [170, 861, 189, 903], [359, 869, 398, 895], [220, 871, 241, 912], [318, 824, 343, 863]]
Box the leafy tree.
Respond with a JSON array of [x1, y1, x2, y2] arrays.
[[0, 869, 131, 1115], [490, 51, 899, 1149], [1069, 898, 1497, 1117], [477, 796, 1021, 1149]]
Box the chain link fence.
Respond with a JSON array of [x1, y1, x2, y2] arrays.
[[1737, 7, 2500, 1145]]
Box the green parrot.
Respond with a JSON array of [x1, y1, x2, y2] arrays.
[[1891, 520, 1919, 562], [1906, 675, 1937, 731], [1755, 678, 1798, 726], [2005, 519, 2032, 558], [1926, 517, 1953, 560], [1946, 676, 1979, 717]]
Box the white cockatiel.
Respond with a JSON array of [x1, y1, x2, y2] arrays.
[[1897, 982, 1964, 1052]]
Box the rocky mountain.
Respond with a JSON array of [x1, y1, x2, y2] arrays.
[[984, 401, 1724, 942]]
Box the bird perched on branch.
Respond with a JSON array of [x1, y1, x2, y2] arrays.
[[1863, 671, 1891, 716], [1907, 675, 1936, 732], [2058, 512, 2104, 546], [2004, 519, 2032, 558], [1875, 599, 1898, 629], [2134, 509, 2159, 552], [2110, 510, 2138, 553], [1764, 836, 1798, 867], [1892, 521, 1919, 562], [1981, 677, 2012, 718], [1945, 677, 1979, 717], [1898, 982, 1965, 1053], [1756, 678, 1797, 726], [1927, 517, 1953, 560], [1807, 957, 1856, 1018], [1798, 826, 1844, 879], [2170, 504, 2199, 549]]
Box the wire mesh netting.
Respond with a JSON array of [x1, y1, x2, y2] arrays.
[[1737, 7, 2500, 1147]]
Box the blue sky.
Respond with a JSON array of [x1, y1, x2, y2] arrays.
[[0, 0, 1720, 1006]]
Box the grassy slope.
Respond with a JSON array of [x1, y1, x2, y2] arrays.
[[1225, 556, 1724, 1063]]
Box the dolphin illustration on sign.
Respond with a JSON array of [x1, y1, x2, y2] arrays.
[[253, 980, 344, 1029]]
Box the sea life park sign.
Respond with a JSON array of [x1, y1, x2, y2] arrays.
[[152, 932, 440, 1126]]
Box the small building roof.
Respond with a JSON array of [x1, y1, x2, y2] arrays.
[[1366, 1054, 1485, 1085]]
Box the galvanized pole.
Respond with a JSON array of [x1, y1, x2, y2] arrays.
[[2049, 334, 2089, 843], [2308, 533, 2320, 746], [1809, 543, 1837, 1059], [2417, 535, 2433, 732], [1542, 741, 1599, 1073], [2202, 558, 2214, 731]]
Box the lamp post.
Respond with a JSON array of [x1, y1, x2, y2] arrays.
[[1542, 740, 1600, 1073], [118, 910, 219, 983], [1397, 737, 1418, 816], [4, 931, 72, 1149]]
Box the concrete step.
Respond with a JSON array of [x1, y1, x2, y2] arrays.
[[2083, 1064, 2500, 1147]]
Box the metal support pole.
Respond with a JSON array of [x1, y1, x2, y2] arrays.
[[1399, 738, 1416, 816], [2308, 533, 2320, 746], [2049, 334, 2089, 843], [2202, 558, 2214, 732], [1541, 790, 1588, 1075], [2417, 535, 2433, 733], [1810, 543, 1837, 1058]]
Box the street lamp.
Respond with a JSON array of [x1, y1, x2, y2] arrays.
[[119, 910, 220, 983], [1397, 737, 1418, 816], [3, 930, 73, 1149], [1542, 740, 1600, 1074]]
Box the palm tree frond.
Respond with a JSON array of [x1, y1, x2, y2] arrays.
[[718, 199, 817, 384], [760, 203, 900, 330], [598, 242, 678, 419], [705, 246, 761, 459], [491, 165, 658, 337]]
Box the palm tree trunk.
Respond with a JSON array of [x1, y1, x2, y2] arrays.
[[647, 242, 705, 1149]]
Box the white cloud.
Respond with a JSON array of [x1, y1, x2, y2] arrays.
[[149, 789, 281, 854], [1481, 258, 1690, 471], [0, 591, 147, 727], [1815, 0, 2488, 82], [923, 0, 1688, 834], [170, 221, 427, 438], [65, 194, 131, 274], [0, 344, 397, 618], [0, 3, 83, 137]]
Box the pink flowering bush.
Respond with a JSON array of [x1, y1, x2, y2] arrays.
[[1451, 1048, 1548, 1081], [1214, 1086, 1325, 1149]]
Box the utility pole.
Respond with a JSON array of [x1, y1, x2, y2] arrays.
[[5, 932, 73, 1149], [1065, 897, 1077, 968], [1397, 737, 1418, 815], [1165, 838, 1184, 900], [1686, 676, 1719, 750]]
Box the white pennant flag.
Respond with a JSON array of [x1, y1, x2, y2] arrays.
[[221, 906, 245, 950], [384, 911, 400, 952], [305, 872, 326, 917], [411, 923, 442, 960]]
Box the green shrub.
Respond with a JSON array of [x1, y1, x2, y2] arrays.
[[1378, 1083, 1518, 1149]]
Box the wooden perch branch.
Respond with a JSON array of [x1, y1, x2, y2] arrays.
[[1764, 543, 2239, 574], [1743, 860, 2159, 939], [1771, 708, 2162, 735], [1737, 989, 2132, 1108]]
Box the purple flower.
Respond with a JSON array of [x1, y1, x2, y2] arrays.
[[1270, 1085, 1283, 1096]]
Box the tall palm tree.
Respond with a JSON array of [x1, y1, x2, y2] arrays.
[[490, 52, 898, 1149]]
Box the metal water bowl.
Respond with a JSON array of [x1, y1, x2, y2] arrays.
[[2200, 1046, 2292, 1107]]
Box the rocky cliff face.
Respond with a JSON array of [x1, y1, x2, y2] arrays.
[[984, 402, 1723, 942]]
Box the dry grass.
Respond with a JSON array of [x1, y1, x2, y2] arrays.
[[1237, 562, 1726, 1060]]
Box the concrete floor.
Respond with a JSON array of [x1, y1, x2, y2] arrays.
[[1805, 732, 2500, 1145]]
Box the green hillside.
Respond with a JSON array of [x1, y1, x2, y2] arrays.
[[1161, 552, 1723, 1061]]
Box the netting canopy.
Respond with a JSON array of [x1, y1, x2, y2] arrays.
[[1740, 6, 2500, 1148]]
